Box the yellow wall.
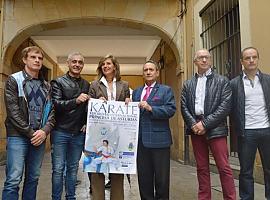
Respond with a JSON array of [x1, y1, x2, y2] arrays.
[[121, 75, 144, 90], [150, 40, 182, 160], [249, 0, 270, 73], [239, 0, 270, 73]]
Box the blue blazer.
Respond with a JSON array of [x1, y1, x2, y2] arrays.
[[132, 83, 176, 148]]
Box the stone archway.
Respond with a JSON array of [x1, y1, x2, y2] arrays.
[[1, 16, 182, 161], [3, 17, 180, 73]]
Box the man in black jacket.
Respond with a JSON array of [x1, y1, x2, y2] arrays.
[[2, 46, 55, 200], [50, 52, 90, 200], [230, 47, 270, 200], [181, 49, 236, 200]]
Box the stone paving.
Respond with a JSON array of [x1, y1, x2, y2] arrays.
[[0, 153, 266, 199]]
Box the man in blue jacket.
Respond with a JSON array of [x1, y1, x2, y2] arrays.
[[132, 60, 176, 200], [2, 46, 55, 200]]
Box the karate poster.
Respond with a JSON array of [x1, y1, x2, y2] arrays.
[[83, 98, 140, 174]]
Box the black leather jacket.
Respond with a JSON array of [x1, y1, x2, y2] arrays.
[[230, 70, 270, 136], [51, 73, 90, 134], [181, 71, 232, 139], [4, 70, 55, 138]]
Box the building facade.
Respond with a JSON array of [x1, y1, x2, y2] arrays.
[[0, 0, 269, 182]]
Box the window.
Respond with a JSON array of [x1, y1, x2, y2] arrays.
[[200, 0, 241, 79], [200, 0, 241, 157]]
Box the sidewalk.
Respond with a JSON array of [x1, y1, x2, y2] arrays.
[[0, 153, 266, 199]]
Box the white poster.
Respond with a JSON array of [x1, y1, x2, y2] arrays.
[[83, 98, 140, 174]]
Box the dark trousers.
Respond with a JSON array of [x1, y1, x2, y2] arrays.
[[238, 128, 270, 200], [51, 130, 85, 200], [88, 173, 92, 190], [137, 140, 170, 200], [191, 135, 236, 200]]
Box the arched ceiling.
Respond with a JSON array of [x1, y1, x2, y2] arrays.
[[31, 24, 161, 75]]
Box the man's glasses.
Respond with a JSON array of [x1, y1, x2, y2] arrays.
[[196, 56, 211, 61]]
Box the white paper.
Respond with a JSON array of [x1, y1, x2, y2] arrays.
[[83, 98, 140, 174]]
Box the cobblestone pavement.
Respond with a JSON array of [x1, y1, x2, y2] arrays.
[[0, 153, 266, 199]]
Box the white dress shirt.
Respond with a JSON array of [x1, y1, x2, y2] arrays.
[[100, 76, 116, 101], [195, 68, 212, 115], [243, 72, 270, 129]]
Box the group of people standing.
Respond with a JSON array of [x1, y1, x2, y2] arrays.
[[1, 45, 269, 200], [181, 47, 270, 200], [2, 46, 175, 200]]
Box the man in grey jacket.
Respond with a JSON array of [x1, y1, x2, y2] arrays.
[[230, 47, 270, 200], [181, 49, 236, 200]]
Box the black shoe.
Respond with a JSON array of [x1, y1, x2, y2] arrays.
[[105, 180, 111, 189], [76, 180, 81, 186], [89, 187, 93, 194]]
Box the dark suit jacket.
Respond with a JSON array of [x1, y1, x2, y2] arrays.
[[230, 70, 270, 137], [132, 83, 176, 148], [89, 79, 130, 101]]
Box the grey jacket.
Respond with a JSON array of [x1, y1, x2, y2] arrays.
[[230, 70, 270, 136]]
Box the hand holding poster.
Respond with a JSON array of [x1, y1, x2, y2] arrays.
[[83, 99, 139, 174]]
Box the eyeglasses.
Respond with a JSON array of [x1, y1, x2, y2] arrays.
[[243, 56, 258, 61], [196, 56, 211, 61]]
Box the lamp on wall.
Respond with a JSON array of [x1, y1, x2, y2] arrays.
[[159, 56, 165, 69], [159, 41, 165, 69]]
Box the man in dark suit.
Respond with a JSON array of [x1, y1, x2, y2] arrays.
[[132, 60, 176, 200]]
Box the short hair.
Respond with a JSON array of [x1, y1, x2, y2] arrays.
[[67, 52, 84, 62], [193, 48, 211, 61], [96, 54, 121, 81], [240, 47, 259, 60], [103, 140, 109, 145], [21, 46, 44, 59], [144, 60, 160, 71]]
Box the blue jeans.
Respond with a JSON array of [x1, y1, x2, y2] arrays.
[[51, 130, 85, 200], [238, 128, 270, 200], [2, 136, 45, 200]]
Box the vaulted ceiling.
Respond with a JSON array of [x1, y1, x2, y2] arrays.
[[31, 24, 161, 75]]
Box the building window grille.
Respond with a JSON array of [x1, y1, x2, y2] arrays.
[[200, 0, 241, 79], [200, 0, 241, 157]]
